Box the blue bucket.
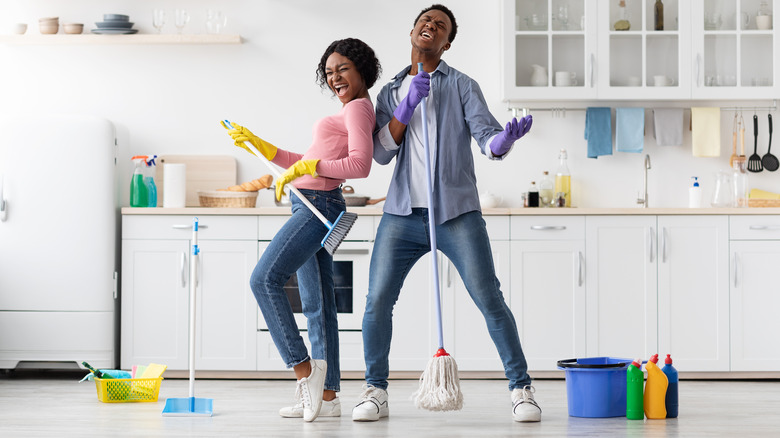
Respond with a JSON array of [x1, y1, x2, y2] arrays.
[[557, 357, 631, 418]]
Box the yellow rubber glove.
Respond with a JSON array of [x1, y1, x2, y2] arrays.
[[276, 159, 319, 201], [221, 121, 278, 160]]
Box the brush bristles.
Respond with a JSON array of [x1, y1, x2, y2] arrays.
[[322, 212, 358, 255], [412, 355, 464, 411]]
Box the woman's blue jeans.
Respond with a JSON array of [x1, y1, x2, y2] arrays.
[[250, 188, 345, 392], [362, 209, 532, 391]]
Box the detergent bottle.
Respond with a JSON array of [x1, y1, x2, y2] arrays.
[[644, 353, 669, 419], [662, 354, 679, 418], [145, 155, 158, 207], [130, 155, 148, 207], [626, 358, 644, 420]]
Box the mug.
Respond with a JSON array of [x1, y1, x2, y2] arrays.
[[555, 71, 577, 86], [627, 76, 641, 86], [756, 15, 772, 30], [653, 75, 674, 86]]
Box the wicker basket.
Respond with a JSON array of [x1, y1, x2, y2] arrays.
[[198, 190, 258, 208], [748, 198, 780, 208]]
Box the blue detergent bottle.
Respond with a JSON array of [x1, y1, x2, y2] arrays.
[[130, 155, 148, 207], [662, 354, 679, 418], [145, 155, 158, 207]]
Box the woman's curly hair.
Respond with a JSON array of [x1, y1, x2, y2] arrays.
[[316, 38, 382, 92]]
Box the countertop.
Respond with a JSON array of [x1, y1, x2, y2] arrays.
[[121, 207, 780, 215]]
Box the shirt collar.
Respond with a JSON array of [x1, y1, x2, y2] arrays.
[[391, 60, 450, 85]]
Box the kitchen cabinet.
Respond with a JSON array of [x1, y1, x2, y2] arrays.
[[502, 0, 779, 100], [121, 215, 258, 371], [585, 216, 658, 358], [729, 216, 780, 371], [510, 216, 586, 371], [657, 216, 730, 371], [0, 34, 241, 45]]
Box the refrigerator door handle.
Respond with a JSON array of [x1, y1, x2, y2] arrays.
[[173, 224, 208, 230]]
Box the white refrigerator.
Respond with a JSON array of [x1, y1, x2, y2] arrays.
[[0, 114, 117, 370]]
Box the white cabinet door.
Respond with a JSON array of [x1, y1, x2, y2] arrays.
[[657, 216, 729, 371], [585, 216, 658, 358], [510, 239, 586, 371], [730, 240, 780, 371], [121, 239, 189, 370]]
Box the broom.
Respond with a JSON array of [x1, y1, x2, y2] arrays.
[[411, 63, 463, 412], [221, 120, 356, 255]]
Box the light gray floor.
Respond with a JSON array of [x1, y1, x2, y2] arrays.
[[1, 371, 778, 437]]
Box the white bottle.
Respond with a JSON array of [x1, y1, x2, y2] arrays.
[[689, 177, 702, 208]]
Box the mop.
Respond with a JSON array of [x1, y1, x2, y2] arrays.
[[411, 63, 463, 412], [162, 217, 214, 417], [221, 120, 356, 255]]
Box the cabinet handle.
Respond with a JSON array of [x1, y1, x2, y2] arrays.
[[696, 53, 702, 87], [446, 258, 452, 288], [180, 251, 187, 288], [749, 225, 780, 230], [661, 227, 667, 263], [530, 225, 566, 231], [577, 251, 584, 287], [334, 249, 370, 255], [589, 53, 595, 88], [733, 253, 739, 288], [648, 227, 655, 263], [172, 224, 209, 230]]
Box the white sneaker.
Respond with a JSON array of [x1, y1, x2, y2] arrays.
[[279, 397, 341, 418], [352, 384, 389, 422], [298, 359, 327, 422], [512, 385, 541, 422]]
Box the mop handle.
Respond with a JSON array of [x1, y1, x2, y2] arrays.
[[222, 120, 331, 227], [189, 217, 199, 399], [418, 63, 445, 350]]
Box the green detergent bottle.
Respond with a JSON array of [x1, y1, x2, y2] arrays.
[[130, 155, 148, 207], [145, 155, 158, 207], [626, 358, 644, 420]]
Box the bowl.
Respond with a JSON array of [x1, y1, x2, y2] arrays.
[[39, 23, 59, 34], [95, 21, 134, 29], [38, 17, 59, 23], [12, 23, 27, 34], [63, 23, 83, 34], [103, 14, 129, 22]]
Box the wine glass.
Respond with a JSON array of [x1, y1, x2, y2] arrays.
[[174, 9, 189, 34], [206, 9, 227, 34], [152, 9, 166, 34]]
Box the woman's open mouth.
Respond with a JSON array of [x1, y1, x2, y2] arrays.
[[334, 83, 348, 97]]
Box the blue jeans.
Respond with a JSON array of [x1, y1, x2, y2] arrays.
[[363, 209, 531, 391], [250, 188, 345, 392]]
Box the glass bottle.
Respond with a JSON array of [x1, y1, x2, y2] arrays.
[[528, 181, 540, 207], [555, 149, 572, 207], [615, 0, 631, 31], [539, 171, 554, 207], [654, 0, 664, 31], [732, 159, 749, 208]]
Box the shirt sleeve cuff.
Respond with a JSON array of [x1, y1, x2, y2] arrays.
[[378, 123, 401, 152], [485, 134, 513, 161]]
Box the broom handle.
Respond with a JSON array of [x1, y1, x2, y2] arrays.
[[189, 217, 198, 399], [419, 63, 445, 350]]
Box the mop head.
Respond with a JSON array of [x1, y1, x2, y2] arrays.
[[412, 348, 464, 411]]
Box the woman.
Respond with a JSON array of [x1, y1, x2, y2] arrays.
[[226, 38, 381, 422]]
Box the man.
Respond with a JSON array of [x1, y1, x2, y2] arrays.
[[353, 4, 539, 423]]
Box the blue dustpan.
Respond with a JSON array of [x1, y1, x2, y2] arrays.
[[162, 396, 213, 417]]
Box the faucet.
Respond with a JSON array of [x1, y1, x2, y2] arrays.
[[637, 154, 651, 208]]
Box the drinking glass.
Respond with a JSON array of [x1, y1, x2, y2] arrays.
[[153, 9, 166, 34], [174, 9, 189, 34], [206, 9, 227, 34]]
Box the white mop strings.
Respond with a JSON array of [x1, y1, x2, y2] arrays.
[[412, 353, 464, 411]]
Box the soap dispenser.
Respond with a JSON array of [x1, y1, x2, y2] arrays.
[[689, 177, 702, 208]]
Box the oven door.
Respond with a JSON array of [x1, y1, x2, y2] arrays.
[[256, 241, 370, 331]]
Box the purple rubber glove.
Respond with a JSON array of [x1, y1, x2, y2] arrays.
[[489, 115, 533, 156], [393, 70, 431, 125]]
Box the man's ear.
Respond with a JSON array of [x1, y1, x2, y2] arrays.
[[442, 42, 451, 53]]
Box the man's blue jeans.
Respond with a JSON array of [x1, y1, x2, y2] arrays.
[[250, 188, 345, 392], [362, 209, 531, 391]]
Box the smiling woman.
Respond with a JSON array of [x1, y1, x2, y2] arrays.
[[316, 38, 382, 105]]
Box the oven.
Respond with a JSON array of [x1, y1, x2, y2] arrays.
[[256, 240, 371, 331]]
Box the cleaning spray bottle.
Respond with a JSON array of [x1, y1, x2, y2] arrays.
[[644, 353, 669, 419], [145, 155, 158, 207], [662, 354, 679, 418], [130, 155, 149, 207], [626, 358, 644, 420]]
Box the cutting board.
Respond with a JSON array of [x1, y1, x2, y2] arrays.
[[156, 155, 236, 207]]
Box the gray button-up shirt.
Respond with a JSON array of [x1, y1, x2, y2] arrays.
[[373, 60, 505, 225]]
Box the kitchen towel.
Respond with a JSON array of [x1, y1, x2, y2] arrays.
[[691, 107, 721, 157], [653, 108, 683, 146], [616, 107, 645, 153], [584, 107, 612, 159], [163, 163, 186, 208]]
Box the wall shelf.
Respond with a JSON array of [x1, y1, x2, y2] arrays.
[[0, 33, 242, 45]]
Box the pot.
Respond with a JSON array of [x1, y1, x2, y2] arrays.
[[342, 185, 385, 206]]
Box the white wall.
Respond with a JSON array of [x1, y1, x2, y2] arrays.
[[1, 0, 778, 208]]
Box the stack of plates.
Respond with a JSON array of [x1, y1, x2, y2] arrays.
[[91, 13, 137, 34]]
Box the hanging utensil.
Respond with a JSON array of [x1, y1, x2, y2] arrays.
[[730, 113, 738, 167], [762, 114, 777, 171], [747, 114, 763, 172]]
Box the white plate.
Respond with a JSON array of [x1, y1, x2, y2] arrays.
[[90, 28, 138, 35]]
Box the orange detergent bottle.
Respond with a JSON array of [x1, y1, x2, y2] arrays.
[[643, 353, 669, 419]]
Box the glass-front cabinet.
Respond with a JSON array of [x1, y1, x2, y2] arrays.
[[502, 0, 778, 100]]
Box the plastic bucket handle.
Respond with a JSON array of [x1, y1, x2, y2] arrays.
[[557, 358, 629, 369]]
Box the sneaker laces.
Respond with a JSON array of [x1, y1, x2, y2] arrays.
[[520, 385, 535, 401], [297, 378, 312, 408], [358, 384, 380, 401]]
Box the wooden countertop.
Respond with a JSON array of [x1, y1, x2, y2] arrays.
[[122, 207, 780, 215]]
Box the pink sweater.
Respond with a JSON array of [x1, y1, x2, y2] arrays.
[[272, 98, 375, 191]]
